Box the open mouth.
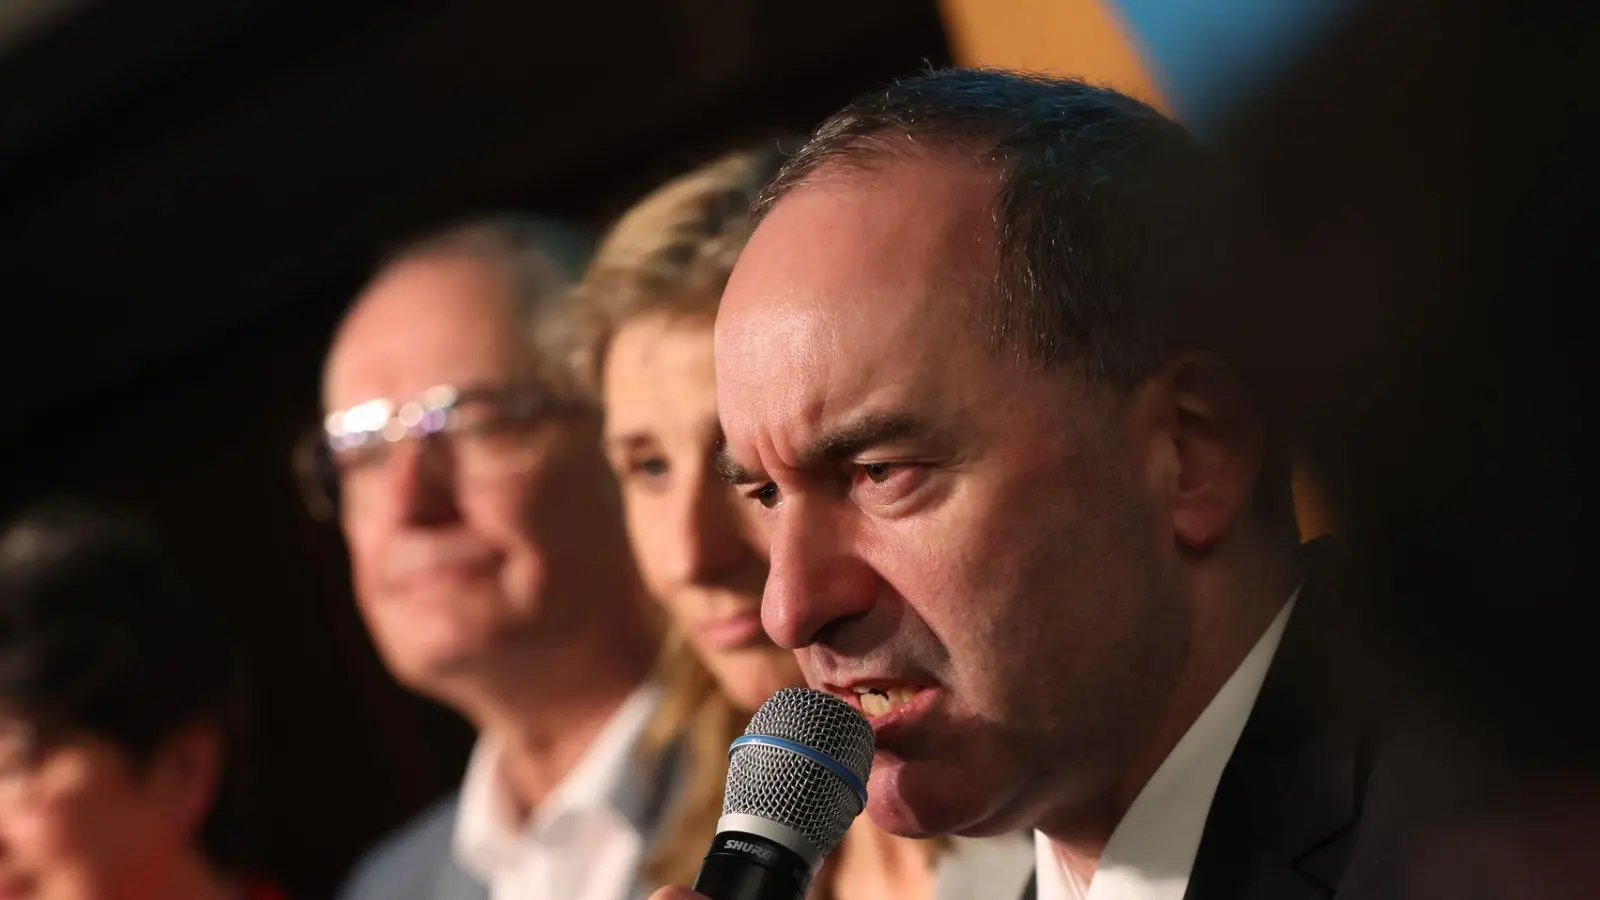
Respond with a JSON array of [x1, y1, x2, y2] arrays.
[[851, 685, 927, 718]]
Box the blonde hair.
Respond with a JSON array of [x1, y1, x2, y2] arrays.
[[571, 147, 788, 888], [571, 148, 788, 398], [578, 146, 952, 891]]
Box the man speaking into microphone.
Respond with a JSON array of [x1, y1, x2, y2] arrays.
[[652, 69, 1516, 900]]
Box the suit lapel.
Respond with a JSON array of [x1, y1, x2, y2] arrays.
[[426, 728, 684, 900], [629, 737, 689, 900], [1184, 539, 1370, 900], [433, 859, 489, 900]]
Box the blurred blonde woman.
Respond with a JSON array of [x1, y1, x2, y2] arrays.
[[572, 147, 1034, 900]]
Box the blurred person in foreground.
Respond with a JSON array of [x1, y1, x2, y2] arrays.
[[299, 219, 669, 900], [0, 500, 279, 900], [574, 147, 1035, 900], [1219, 0, 1599, 893], [652, 68, 1518, 900]]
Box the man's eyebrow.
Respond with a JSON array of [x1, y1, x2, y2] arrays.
[[714, 412, 931, 486], [714, 443, 762, 485], [804, 412, 929, 466]]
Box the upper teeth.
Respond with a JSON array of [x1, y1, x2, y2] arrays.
[[854, 686, 921, 717]]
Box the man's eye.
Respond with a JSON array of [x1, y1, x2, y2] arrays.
[[754, 482, 780, 509], [852, 462, 929, 509], [861, 462, 895, 484]]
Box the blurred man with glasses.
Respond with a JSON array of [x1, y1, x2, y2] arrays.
[[296, 219, 668, 900]]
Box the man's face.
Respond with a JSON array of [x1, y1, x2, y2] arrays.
[[323, 254, 633, 697], [715, 159, 1191, 839]]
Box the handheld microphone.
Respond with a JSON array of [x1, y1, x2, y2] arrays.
[[692, 687, 875, 900]]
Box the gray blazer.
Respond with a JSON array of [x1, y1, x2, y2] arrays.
[[336, 793, 485, 900], [336, 795, 1033, 900], [335, 771, 1030, 900], [337, 735, 682, 900]]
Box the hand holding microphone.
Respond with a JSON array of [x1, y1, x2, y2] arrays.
[[665, 686, 875, 900]]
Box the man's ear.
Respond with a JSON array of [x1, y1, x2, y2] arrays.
[[147, 723, 223, 839], [1128, 352, 1265, 552]]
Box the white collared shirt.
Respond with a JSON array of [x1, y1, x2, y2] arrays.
[[935, 834, 1039, 900], [1035, 589, 1300, 900], [453, 682, 663, 900]]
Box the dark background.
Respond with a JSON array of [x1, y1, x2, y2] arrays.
[[0, 2, 952, 895]]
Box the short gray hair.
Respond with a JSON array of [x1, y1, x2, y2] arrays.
[[379, 214, 596, 399], [756, 69, 1232, 387]]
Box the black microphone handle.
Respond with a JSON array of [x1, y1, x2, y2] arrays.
[[692, 829, 817, 900]]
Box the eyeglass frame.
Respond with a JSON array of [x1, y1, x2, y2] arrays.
[[291, 382, 590, 522]]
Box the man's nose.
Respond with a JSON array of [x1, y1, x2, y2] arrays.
[[760, 499, 878, 649], [384, 439, 458, 526]]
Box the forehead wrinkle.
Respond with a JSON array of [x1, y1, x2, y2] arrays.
[[716, 300, 840, 457], [714, 158, 1000, 483]]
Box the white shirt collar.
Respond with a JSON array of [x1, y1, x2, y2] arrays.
[[452, 681, 663, 897], [934, 834, 1039, 900], [1035, 587, 1301, 900]]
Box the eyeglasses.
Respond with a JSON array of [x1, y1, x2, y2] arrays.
[[292, 383, 586, 521]]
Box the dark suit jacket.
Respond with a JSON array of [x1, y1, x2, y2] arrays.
[[1022, 539, 1520, 900]]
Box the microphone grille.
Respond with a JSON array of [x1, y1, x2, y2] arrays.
[[723, 687, 875, 857]]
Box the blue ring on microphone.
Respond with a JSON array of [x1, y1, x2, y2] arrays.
[[729, 734, 869, 809]]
